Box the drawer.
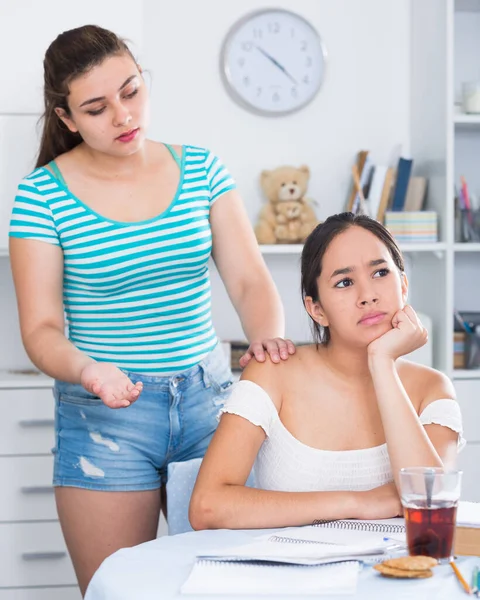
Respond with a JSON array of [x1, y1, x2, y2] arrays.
[[454, 380, 480, 442], [0, 522, 76, 587], [0, 456, 55, 521], [0, 587, 81, 600], [458, 442, 480, 502], [0, 388, 55, 455]]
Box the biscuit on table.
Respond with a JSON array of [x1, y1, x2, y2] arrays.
[[373, 564, 433, 579], [382, 556, 438, 571]]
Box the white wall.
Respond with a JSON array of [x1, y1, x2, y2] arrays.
[[0, 0, 411, 368], [143, 0, 411, 343]]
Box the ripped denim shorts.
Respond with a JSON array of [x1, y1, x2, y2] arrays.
[[52, 343, 234, 491]]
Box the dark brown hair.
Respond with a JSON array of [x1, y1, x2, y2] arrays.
[[301, 212, 405, 345], [36, 25, 135, 168]]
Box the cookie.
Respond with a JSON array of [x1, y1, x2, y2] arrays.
[[374, 564, 433, 579], [382, 556, 438, 571]]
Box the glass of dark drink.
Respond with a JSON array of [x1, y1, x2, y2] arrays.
[[399, 467, 462, 562]]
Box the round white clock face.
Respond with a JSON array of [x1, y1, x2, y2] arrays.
[[221, 9, 327, 116]]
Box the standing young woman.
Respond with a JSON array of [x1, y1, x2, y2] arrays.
[[9, 25, 293, 595]]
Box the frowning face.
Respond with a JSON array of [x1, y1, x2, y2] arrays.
[[307, 226, 408, 347]]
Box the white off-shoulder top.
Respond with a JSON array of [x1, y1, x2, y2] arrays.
[[220, 380, 465, 492]]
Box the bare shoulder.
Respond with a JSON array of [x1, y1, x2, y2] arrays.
[[240, 350, 301, 411], [397, 359, 456, 411]]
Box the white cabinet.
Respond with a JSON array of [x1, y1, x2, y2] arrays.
[[454, 379, 480, 501], [0, 376, 80, 596]]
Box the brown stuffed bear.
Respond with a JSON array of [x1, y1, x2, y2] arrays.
[[254, 165, 318, 244]]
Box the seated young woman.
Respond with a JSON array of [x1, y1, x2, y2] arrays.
[[189, 212, 463, 530]]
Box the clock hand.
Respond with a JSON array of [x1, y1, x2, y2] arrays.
[[255, 45, 298, 85]]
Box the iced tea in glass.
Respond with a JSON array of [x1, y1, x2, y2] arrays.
[[399, 467, 462, 561]]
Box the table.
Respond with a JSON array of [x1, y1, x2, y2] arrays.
[[85, 529, 479, 599]]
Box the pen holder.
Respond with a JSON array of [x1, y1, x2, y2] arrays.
[[455, 208, 480, 243], [464, 328, 480, 369]]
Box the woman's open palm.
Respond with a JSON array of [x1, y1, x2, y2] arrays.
[[80, 362, 143, 409]]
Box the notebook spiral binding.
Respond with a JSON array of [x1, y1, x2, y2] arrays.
[[312, 520, 406, 534], [195, 559, 358, 569]]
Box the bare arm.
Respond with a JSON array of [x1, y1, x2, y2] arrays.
[[189, 360, 400, 530], [9, 238, 142, 407], [210, 191, 287, 360], [368, 308, 458, 488], [9, 238, 94, 382]]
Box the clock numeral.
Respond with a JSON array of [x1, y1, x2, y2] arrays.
[[291, 87, 298, 98], [303, 74, 310, 84], [238, 57, 245, 67], [242, 41, 253, 52], [305, 56, 312, 67], [256, 86, 262, 97], [243, 76, 250, 87], [290, 27, 295, 38], [268, 22, 280, 34], [300, 40, 308, 51], [272, 92, 280, 103], [253, 28, 263, 39]]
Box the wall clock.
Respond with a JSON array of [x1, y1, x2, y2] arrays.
[[220, 8, 327, 116]]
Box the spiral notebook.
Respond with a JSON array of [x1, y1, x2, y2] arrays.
[[181, 559, 360, 596], [196, 520, 404, 568], [181, 520, 405, 596]]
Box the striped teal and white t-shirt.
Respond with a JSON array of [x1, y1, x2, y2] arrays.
[[9, 145, 236, 374]]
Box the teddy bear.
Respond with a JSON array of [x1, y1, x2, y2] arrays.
[[254, 165, 318, 244]]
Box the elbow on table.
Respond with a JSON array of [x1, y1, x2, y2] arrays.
[[189, 489, 222, 531]]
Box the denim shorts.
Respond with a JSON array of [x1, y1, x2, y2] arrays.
[[52, 344, 233, 491]]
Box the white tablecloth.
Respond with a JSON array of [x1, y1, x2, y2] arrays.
[[85, 528, 478, 600]]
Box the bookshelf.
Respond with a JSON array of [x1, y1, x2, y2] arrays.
[[454, 114, 480, 124]]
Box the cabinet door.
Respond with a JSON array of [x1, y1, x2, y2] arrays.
[[0, 456, 55, 521], [0, 522, 76, 587], [457, 442, 480, 502], [454, 380, 480, 443], [0, 387, 55, 455]]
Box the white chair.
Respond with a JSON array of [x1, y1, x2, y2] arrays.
[[166, 457, 256, 535]]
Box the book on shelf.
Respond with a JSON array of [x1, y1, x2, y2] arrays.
[[376, 166, 395, 223], [347, 150, 371, 212], [384, 210, 438, 243], [391, 157, 413, 211], [404, 176, 427, 211]]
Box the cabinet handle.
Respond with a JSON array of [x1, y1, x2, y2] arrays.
[[21, 486, 54, 494], [22, 551, 66, 561], [19, 419, 55, 428]]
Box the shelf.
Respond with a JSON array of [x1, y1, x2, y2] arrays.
[[454, 243, 480, 252], [453, 369, 480, 380], [398, 242, 447, 253], [454, 114, 480, 125], [259, 245, 303, 254], [260, 243, 447, 255], [0, 370, 53, 389]]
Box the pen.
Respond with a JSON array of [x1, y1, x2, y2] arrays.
[[471, 566, 478, 595], [450, 560, 473, 595], [382, 536, 406, 545], [454, 309, 474, 334]]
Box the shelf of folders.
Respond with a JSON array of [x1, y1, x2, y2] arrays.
[[455, 176, 480, 243], [346, 150, 437, 243], [453, 310, 480, 371]]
